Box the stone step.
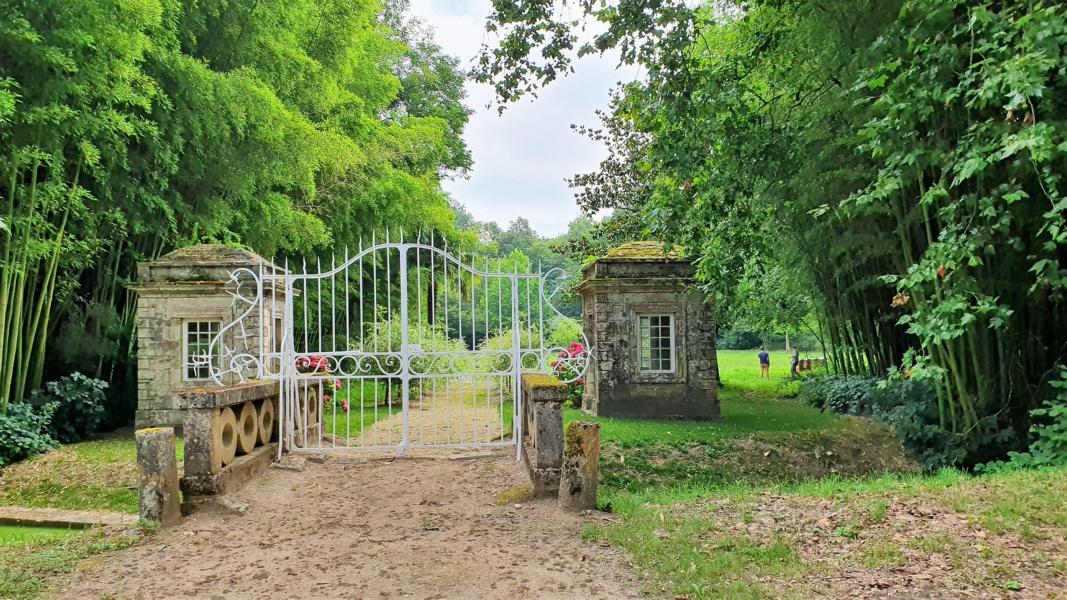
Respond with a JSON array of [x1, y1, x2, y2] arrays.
[[0, 506, 137, 529]]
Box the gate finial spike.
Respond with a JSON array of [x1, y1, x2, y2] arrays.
[[430, 229, 435, 248], [385, 228, 390, 245], [399, 226, 404, 244]]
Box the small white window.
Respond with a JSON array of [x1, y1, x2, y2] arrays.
[[639, 315, 675, 373], [184, 320, 221, 380]]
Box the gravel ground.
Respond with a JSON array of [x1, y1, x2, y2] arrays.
[[54, 449, 645, 600]]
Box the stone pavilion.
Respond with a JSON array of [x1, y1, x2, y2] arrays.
[[576, 241, 719, 419]]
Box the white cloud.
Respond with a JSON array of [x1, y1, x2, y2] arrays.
[[409, 0, 631, 236]]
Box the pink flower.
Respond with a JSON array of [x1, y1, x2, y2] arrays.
[[322, 394, 330, 403], [341, 400, 349, 412], [550, 360, 559, 367], [577, 377, 585, 384], [558, 351, 567, 358], [334, 380, 342, 390]]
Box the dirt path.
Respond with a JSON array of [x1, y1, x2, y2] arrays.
[[355, 381, 509, 448], [54, 450, 645, 600]]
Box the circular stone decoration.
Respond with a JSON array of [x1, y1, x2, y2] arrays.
[[257, 398, 276, 445], [216, 406, 239, 466], [236, 401, 258, 454]]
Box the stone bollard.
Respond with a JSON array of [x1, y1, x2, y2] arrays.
[[135, 427, 182, 527], [520, 373, 566, 496], [558, 420, 600, 511]]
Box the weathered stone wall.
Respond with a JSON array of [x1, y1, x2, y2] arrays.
[[577, 245, 720, 419]]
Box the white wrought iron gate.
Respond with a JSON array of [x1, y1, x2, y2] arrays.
[[203, 232, 588, 458]]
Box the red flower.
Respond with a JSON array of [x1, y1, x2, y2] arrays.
[[558, 351, 567, 358], [334, 379, 342, 390], [340, 400, 349, 412], [550, 360, 559, 367], [577, 377, 585, 384], [322, 394, 330, 403]]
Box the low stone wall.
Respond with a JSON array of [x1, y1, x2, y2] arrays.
[[520, 373, 565, 496], [177, 381, 280, 500]]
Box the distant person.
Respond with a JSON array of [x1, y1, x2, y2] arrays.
[[790, 346, 800, 378], [758, 346, 770, 379]]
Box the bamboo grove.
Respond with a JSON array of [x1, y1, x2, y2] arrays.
[[0, 0, 473, 415], [477, 0, 1067, 462]]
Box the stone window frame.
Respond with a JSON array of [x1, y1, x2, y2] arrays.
[[629, 303, 687, 384], [638, 314, 676, 373], [182, 319, 222, 382]]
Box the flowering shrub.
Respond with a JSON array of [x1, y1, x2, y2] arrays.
[[295, 354, 347, 412], [550, 341, 586, 408]]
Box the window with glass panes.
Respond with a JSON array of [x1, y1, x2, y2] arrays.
[[184, 320, 221, 380], [638, 315, 674, 372]]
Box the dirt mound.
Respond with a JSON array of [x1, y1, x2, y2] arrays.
[[723, 416, 919, 480], [600, 416, 917, 492]]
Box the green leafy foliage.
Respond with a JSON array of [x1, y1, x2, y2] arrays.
[[1000, 369, 1067, 469], [800, 375, 965, 470], [0, 402, 56, 467], [0, 0, 472, 418], [29, 373, 107, 444], [477, 0, 1067, 464]]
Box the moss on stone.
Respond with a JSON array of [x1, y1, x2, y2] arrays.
[[601, 241, 683, 261], [522, 373, 565, 389]]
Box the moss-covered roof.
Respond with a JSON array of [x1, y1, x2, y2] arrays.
[[601, 241, 684, 261], [153, 244, 268, 267]]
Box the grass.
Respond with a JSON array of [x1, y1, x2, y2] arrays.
[[0, 432, 183, 514], [562, 350, 882, 501], [0, 525, 80, 548], [0, 526, 144, 599], [575, 348, 1067, 599], [565, 350, 829, 448]]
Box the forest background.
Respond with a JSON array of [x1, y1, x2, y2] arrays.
[[2, 0, 1066, 471]]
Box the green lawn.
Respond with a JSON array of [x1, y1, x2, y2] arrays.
[[0, 525, 80, 548], [0, 526, 145, 599], [0, 433, 183, 514], [573, 348, 1067, 599]]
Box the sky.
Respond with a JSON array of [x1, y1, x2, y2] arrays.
[[408, 0, 632, 237]]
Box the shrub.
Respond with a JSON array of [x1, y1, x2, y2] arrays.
[[868, 378, 964, 471], [30, 373, 108, 444], [0, 402, 57, 467], [550, 341, 587, 408], [547, 317, 582, 348], [798, 375, 876, 415], [799, 374, 961, 470], [717, 328, 762, 350], [994, 368, 1067, 470]]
